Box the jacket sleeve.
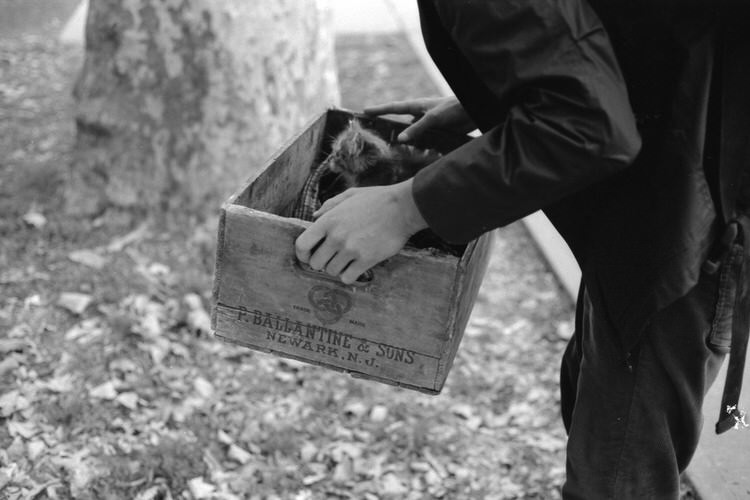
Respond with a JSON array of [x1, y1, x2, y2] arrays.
[[412, 0, 641, 243]]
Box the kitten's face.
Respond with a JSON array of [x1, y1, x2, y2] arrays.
[[327, 120, 391, 177]]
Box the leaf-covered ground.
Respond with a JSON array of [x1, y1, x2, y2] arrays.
[[0, 32, 696, 500]]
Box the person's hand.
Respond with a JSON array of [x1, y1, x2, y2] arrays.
[[364, 96, 476, 142], [295, 179, 428, 285]]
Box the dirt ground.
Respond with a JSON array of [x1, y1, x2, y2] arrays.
[[0, 31, 696, 500]]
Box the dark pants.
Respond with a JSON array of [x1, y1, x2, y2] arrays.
[[560, 265, 729, 499]]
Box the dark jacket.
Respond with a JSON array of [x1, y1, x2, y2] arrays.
[[412, 0, 726, 348]]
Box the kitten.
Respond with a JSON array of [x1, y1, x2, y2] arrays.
[[320, 119, 442, 200]]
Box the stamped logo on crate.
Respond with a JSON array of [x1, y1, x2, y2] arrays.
[[215, 306, 424, 372], [307, 285, 352, 324], [216, 303, 426, 359]]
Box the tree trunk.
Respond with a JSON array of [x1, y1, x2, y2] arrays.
[[68, 0, 340, 216]]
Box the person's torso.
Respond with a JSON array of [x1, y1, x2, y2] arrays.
[[418, 0, 722, 341]]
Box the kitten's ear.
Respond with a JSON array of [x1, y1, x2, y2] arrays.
[[347, 120, 365, 154]]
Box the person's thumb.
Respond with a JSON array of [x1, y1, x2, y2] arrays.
[[313, 188, 357, 218]]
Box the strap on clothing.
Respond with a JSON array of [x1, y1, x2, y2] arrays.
[[713, 3, 750, 434], [715, 215, 750, 434]]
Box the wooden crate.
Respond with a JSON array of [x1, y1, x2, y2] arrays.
[[211, 108, 492, 394]]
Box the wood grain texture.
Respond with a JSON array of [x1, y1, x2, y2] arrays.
[[216, 205, 455, 344], [233, 112, 329, 214], [441, 232, 495, 380]]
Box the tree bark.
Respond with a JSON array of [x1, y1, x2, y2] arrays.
[[69, 0, 340, 216]]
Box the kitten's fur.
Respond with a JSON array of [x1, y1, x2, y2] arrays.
[[322, 119, 442, 195]]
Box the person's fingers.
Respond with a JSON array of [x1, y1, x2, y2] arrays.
[[325, 250, 354, 277], [398, 113, 437, 142], [363, 98, 434, 117], [340, 260, 370, 285], [307, 237, 338, 271], [314, 188, 358, 218], [295, 225, 326, 264], [363, 101, 419, 117]]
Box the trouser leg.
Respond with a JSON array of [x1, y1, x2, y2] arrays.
[[560, 274, 726, 499]]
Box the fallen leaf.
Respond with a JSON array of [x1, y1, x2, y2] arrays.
[[147, 262, 170, 278], [170, 396, 203, 423], [465, 416, 483, 431], [139, 313, 162, 338], [344, 401, 368, 418], [194, 377, 215, 399], [115, 392, 139, 410], [273, 371, 296, 383], [300, 441, 318, 462], [0, 467, 11, 491], [370, 405, 388, 422], [227, 444, 253, 465], [187, 309, 211, 335], [446, 463, 472, 480], [6, 436, 25, 461], [22, 208, 46, 228], [502, 318, 531, 336], [7, 323, 32, 338], [89, 381, 118, 400], [68, 249, 108, 270], [278, 358, 306, 370], [0, 338, 27, 354], [42, 375, 75, 393], [26, 439, 46, 461], [109, 358, 139, 373], [424, 468, 442, 487], [381, 473, 409, 496], [422, 448, 447, 479], [8, 420, 39, 439], [529, 433, 566, 453], [64, 318, 106, 343], [0, 356, 21, 377], [23, 294, 42, 308], [202, 450, 223, 477], [187, 477, 215, 499], [556, 320, 573, 340], [0, 391, 30, 418], [142, 340, 169, 365], [302, 473, 327, 486], [169, 342, 191, 359], [51, 450, 98, 498], [217, 430, 233, 445], [28, 480, 64, 500], [352, 455, 381, 479], [184, 293, 203, 311], [450, 403, 475, 420], [0, 269, 25, 285], [58, 293, 93, 315], [332, 456, 354, 483]]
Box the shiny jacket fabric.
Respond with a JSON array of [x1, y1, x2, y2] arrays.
[[411, 0, 723, 348]]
